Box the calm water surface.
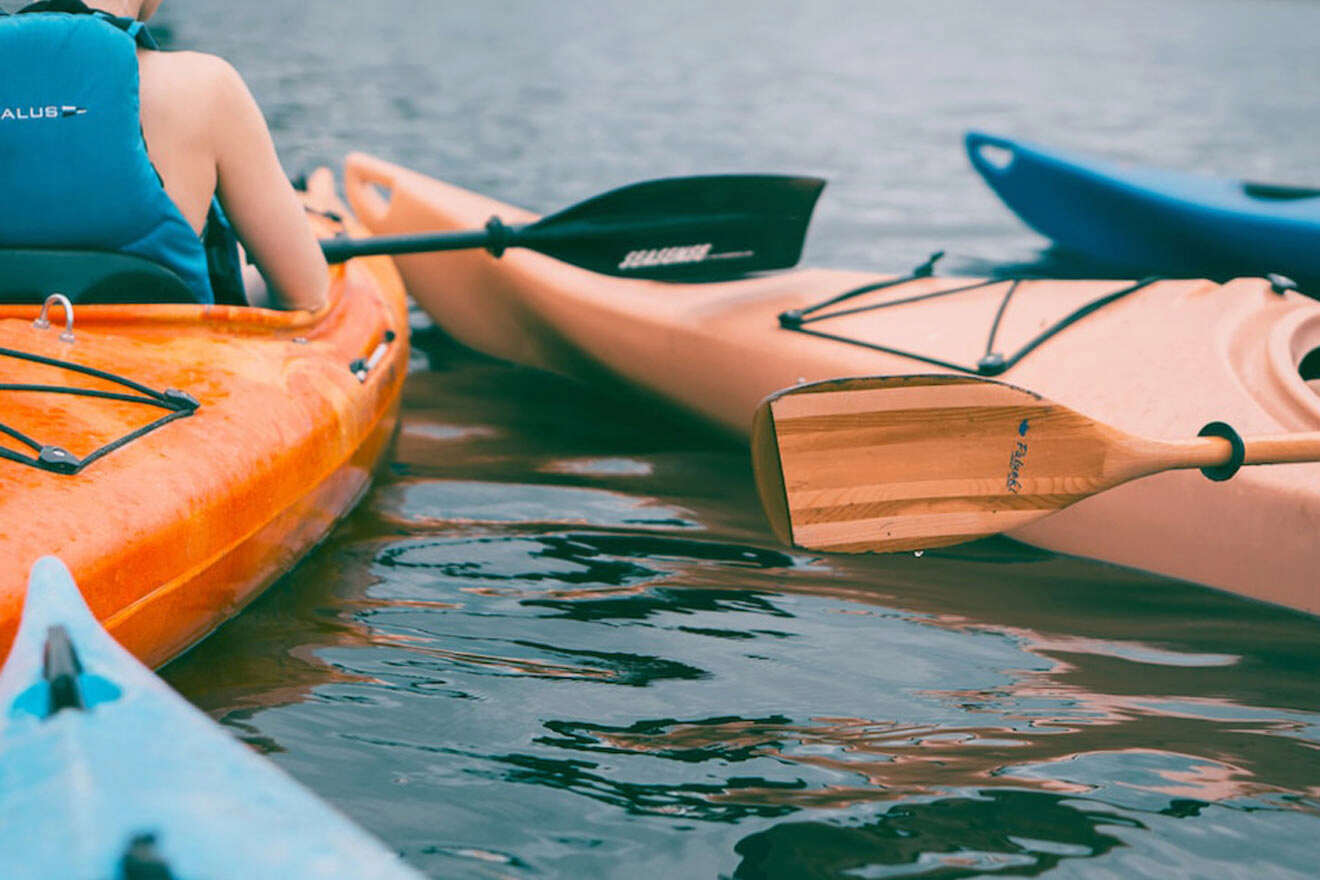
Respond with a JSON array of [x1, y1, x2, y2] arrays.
[[152, 2, 1320, 877]]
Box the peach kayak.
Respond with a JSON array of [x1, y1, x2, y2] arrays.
[[0, 169, 409, 668], [345, 153, 1320, 616]]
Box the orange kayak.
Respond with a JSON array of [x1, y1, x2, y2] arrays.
[[345, 152, 1320, 616], [0, 169, 409, 668]]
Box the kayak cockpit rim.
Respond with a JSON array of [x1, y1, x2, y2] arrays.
[[0, 263, 352, 331]]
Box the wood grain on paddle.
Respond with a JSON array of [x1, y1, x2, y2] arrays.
[[751, 374, 1276, 554]]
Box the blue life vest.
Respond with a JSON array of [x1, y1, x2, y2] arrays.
[[0, 5, 243, 305]]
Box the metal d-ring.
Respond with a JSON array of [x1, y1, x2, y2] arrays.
[[33, 294, 75, 343]]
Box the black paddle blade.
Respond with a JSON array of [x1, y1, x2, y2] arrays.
[[520, 174, 826, 281]]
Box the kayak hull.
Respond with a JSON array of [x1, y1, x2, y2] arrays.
[[965, 130, 1320, 282], [0, 557, 424, 879], [0, 169, 409, 667], [346, 153, 1320, 615]]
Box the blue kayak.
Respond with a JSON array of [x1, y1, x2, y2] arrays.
[[965, 130, 1320, 282], [0, 557, 426, 880]]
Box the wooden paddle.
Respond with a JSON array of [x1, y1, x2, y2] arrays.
[[752, 374, 1317, 554], [320, 173, 825, 281]]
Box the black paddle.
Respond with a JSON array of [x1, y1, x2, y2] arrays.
[[320, 174, 826, 281]]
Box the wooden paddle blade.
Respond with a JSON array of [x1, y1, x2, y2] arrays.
[[523, 174, 825, 281], [752, 374, 1152, 554]]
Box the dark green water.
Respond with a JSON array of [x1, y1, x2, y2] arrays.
[[153, 1, 1320, 877]]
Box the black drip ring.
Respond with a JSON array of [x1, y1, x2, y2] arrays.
[[484, 216, 511, 258], [1197, 421, 1245, 482]]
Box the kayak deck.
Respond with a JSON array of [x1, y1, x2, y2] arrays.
[[0, 557, 424, 879], [0, 170, 410, 667], [345, 153, 1320, 615]]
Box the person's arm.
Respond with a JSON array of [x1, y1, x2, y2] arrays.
[[209, 59, 328, 310]]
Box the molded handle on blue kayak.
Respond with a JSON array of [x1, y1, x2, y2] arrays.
[[965, 131, 1018, 177], [1241, 180, 1320, 202]]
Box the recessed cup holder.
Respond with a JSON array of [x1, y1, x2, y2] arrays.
[[1274, 310, 1320, 420], [1299, 346, 1320, 382]]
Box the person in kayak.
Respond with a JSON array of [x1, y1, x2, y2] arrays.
[[0, 0, 327, 309]]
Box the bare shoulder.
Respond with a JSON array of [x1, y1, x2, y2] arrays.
[[137, 50, 245, 101], [137, 49, 265, 156]]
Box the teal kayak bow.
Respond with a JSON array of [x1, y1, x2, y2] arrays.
[[0, 557, 425, 880]]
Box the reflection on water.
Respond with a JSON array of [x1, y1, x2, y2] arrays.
[[371, 482, 700, 530], [163, 343, 1320, 879], [733, 789, 1139, 879], [148, 0, 1320, 875]]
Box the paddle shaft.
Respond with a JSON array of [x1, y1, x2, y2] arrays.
[[772, 422, 1320, 485], [1177, 431, 1320, 469], [321, 223, 524, 263]]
